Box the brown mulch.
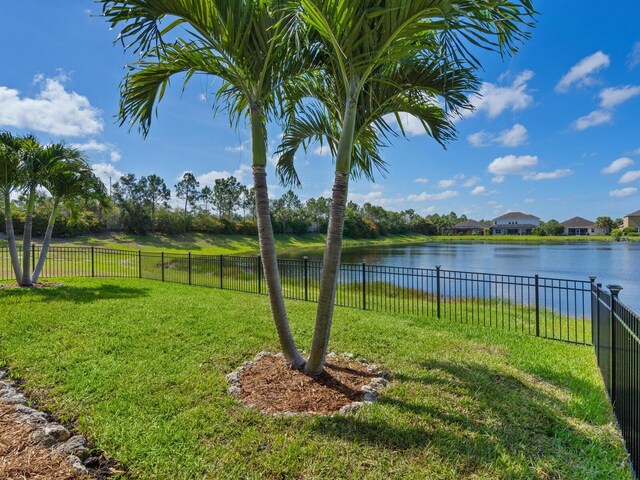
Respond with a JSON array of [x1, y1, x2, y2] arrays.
[[0, 404, 83, 480], [237, 355, 379, 414], [0, 282, 63, 290]]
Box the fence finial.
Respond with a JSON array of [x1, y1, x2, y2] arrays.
[[607, 284, 623, 297], [589, 275, 596, 283]]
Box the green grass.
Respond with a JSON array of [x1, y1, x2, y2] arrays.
[[0, 278, 630, 479]]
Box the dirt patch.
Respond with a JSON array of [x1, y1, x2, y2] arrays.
[[0, 403, 82, 479], [230, 353, 389, 415], [0, 282, 63, 290]]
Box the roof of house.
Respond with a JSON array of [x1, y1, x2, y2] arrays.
[[626, 209, 640, 217], [561, 216, 595, 228], [453, 220, 487, 229], [494, 212, 540, 221]]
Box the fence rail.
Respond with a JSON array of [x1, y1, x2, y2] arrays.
[[2, 244, 639, 476]]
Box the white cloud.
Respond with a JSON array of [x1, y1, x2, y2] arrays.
[[313, 144, 332, 156], [470, 186, 494, 196], [0, 74, 103, 136], [71, 139, 109, 152], [92, 163, 123, 189], [225, 143, 247, 153], [556, 51, 610, 92], [619, 170, 640, 184], [110, 151, 122, 162], [414, 178, 429, 184], [468, 124, 528, 148], [523, 169, 573, 181], [197, 164, 252, 186], [349, 190, 404, 207], [599, 85, 640, 109], [572, 109, 612, 131], [467, 131, 491, 147], [492, 175, 505, 184], [609, 187, 637, 198], [408, 190, 459, 201], [496, 124, 528, 147], [438, 179, 456, 188], [601, 157, 634, 174], [488, 154, 539, 176], [463, 176, 480, 187], [629, 42, 640, 69], [471, 71, 534, 118], [633, 148, 640, 156], [524, 198, 535, 204]]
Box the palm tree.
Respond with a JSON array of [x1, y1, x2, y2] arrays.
[[100, 0, 309, 368], [32, 157, 109, 283], [0, 131, 24, 283], [279, 0, 535, 375]]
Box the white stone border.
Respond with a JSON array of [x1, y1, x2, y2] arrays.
[[225, 352, 390, 416], [0, 368, 92, 476]]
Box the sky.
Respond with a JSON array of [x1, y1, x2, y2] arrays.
[[0, 1, 639, 222]]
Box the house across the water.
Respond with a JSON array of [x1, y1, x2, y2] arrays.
[[491, 212, 540, 235], [624, 209, 640, 232], [451, 220, 487, 235], [560, 216, 607, 236]]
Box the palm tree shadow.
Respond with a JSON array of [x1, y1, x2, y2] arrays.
[[1, 284, 151, 304], [312, 359, 615, 476]]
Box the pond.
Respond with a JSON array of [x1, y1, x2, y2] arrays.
[[282, 241, 640, 310]]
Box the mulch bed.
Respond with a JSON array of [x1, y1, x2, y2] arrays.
[[0, 404, 83, 480], [236, 354, 382, 414], [0, 282, 63, 290]]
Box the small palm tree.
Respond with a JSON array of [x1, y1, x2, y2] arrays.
[[0, 130, 24, 283], [280, 0, 535, 374], [101, 0, 310, 367], [32, 157, 109, 283]]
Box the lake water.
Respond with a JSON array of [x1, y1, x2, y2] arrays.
[[283, 241, 640, 310]]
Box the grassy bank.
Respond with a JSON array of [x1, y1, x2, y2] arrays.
[[41, 231, 638, 256], [0, 278, 630, 479]]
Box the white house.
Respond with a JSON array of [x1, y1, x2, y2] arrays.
[[560, 217, 607, 236], [491, 212, 540, 235]]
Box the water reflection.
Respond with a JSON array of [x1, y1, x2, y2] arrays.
[[282, 241, 640, 310]]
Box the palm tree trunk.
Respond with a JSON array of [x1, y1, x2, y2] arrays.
[[3, 191, 22, 283], [250, 104, 305, 369], [32, 199, 60, 283], [305, 95, 358, 375], [20, 186, 37, 286]]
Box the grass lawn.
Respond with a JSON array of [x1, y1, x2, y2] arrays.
[[0, 278, 631, 479]]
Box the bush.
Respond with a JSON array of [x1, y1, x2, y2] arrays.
[[611, 228, 622, 239], [622, 227, 637, 236]]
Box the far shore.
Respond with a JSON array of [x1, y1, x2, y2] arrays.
[[2, 232, 630, 256]]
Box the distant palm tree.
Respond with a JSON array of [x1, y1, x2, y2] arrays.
[[0, 130, 24, 283], [279, 0, 535, 375], [100, 0, 310, 367], [32, 156, 109, 283]]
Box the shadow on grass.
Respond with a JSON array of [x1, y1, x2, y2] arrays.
[[1, 284, 151, 304], [312, 359, 615, 476]]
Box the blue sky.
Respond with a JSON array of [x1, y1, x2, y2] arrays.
[[1, 1, 639, 221]]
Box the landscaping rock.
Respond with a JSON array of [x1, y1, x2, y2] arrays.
[[225, 371, 240, 384], [83, 456, 101, 468], [55, 435, 90, 458], [362, 392, 377, 403], [67, 455, 89, 475], [15, 404, 49, 424], [253, 351, 271, 361], [30, 429, 58, 448], [0, 369, 6, 380], [340, 402, 364, 414], [0, 389, 28, 404], [228, 385, 241, 396], [44, 423, 71, 442]]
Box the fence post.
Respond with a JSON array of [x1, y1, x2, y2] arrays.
[[188, 252, 192, 286], [161, 252, 165, 282], [436, 265, 441, 319], [362, 262, 367, 310], [303, 256, 309, 301], [138, 250, 142, 279], [607, 284, 623, 405], [597, 283, 603, 361], [257, 255, 262, 294], [535, 274, 540, 337], [219, 254, 224, 289], [91, 247, 95, 278], [589, 276, 597, 346]]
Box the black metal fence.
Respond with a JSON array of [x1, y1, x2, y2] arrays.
[[592, 281, 639, 479], [2, 245, 592, 344]]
